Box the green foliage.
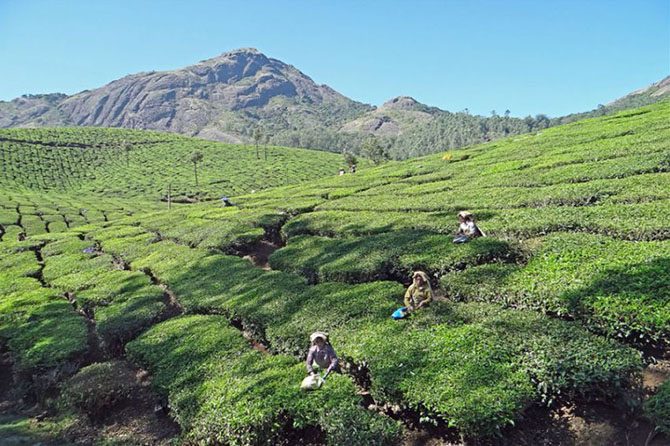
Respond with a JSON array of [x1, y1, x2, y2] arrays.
[[0, 413, 76, 446], [59, 360, 140, 419], [361, 136, 389, 164], [39, 234, 166, 347], [0, 127, 343, 201], [444, 233, 670, 346], [645, 381, 670, 435], [1, 102, 668, 442], [0, 288, 88, 371], [269, 232, 517, 283], [0, 243, 88, 372], [127, 316, 401, 445]]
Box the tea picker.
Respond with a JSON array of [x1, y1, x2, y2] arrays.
[[453, 211, 485, 243], [220, 195, 235, 207], [392, 271, 433, 319], [303, 331, 339, 389]]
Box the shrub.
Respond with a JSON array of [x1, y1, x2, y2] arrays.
[[127, 316, 401, 445], [445, 233, 670, 347], [269, 232, 518, 284], [645, 381, 670, 435], [59, 360, 140, 420]]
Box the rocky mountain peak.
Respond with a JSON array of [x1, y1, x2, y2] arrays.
[[380, 96, 424, 111]]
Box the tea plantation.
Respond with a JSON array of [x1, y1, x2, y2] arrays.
[[0, 102, 669, 444]]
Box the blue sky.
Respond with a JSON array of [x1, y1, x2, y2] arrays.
[[0, 0, 668, 117]]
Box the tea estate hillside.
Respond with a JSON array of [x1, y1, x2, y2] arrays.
[[1, 101, 669, 445], [0, 126, 347, 241]]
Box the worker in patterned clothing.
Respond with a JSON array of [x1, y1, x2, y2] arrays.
[[404, 271, 433, 313]]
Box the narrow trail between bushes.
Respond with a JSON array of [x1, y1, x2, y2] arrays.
[[241, 239, 279, 270]]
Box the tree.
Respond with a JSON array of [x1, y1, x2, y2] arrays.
[[191, 150, 204, 187], [504, 109, 511, 118], [534, 114, 550, 129], [122, 140, 132, 167], [253, 128, 263, 160], [343, 151, 357, 168], [361, 137, 389, 164]]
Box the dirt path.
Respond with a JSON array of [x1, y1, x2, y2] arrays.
[[241, 239, 280, 270]]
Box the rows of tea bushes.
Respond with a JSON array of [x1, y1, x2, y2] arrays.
[[268, 232, 518, 284], [282, 194, 670, 242], [115, 205, 287, 252], [83, 216, 642, 439], [38, 232, 168, 349], [0, 238, 88, 374], [127, 316, 400, 445], [442, 232, 670, 347], [0, 189, 167, 240], [265, 102, 670, 351], [0, 127, 344, 201], [0, 102, 668, 443]]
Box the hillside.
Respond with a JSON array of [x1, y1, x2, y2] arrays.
[[0, 49, 546, 159], [0, 127, 343, 201], [553, 75, 670, 126], [0, 49, 372, 146], [5, 49, 665, 160], [0, 102, 669, 445]]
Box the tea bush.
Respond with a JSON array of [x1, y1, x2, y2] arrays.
[[127, 316, 401, 445], [0, 241, 88, 371], [443, 232, 670, 346], [645, 381, 670, 435], [269, 232, 517, 283], [59, 360, 140, 420]]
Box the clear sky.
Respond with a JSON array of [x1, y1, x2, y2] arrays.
[[0, 0, 668, 117]]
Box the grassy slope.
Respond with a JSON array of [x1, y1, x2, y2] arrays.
[[0, 127, 344, 240], [0, 126, 343, 201], [0, 101, 668, 443]]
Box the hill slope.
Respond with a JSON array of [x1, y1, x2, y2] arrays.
[[4, 49, 666, 159], [0, 126, 343, 201], [0, 102, 669, 445], [0, 49, 372, 146]]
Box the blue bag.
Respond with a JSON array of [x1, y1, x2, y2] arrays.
[[392, 307, 408, 320]]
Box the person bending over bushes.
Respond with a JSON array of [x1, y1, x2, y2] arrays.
[[404, 271, 434, 314], [306, 331, 340, 378], [453, 211, 485, 243]]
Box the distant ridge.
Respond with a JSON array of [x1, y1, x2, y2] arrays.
[[1, 49, 668, 158]]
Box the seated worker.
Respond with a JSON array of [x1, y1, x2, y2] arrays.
[[220, 195, 235, 207], [306, 332, 340, 377], [404, 271, 433, 313], [453, 211, 484, 243]]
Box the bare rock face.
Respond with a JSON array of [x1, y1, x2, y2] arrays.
[[380, 96, 422, 111], [1, 50, 668, 152], [0, 94, 70, 128], [5, 48, 370, 140]]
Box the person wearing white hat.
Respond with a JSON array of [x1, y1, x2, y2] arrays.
[[306, 331, 340, 377], [453, 211, 485, 243]]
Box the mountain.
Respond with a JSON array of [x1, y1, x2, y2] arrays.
[[0, 93, 70, 128], [0, 48, 372, 145], [552, 75, 670, 126], [0, 49, 667, 159]]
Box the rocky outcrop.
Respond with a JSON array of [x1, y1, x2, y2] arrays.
[[0, 48, 372, 140]]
